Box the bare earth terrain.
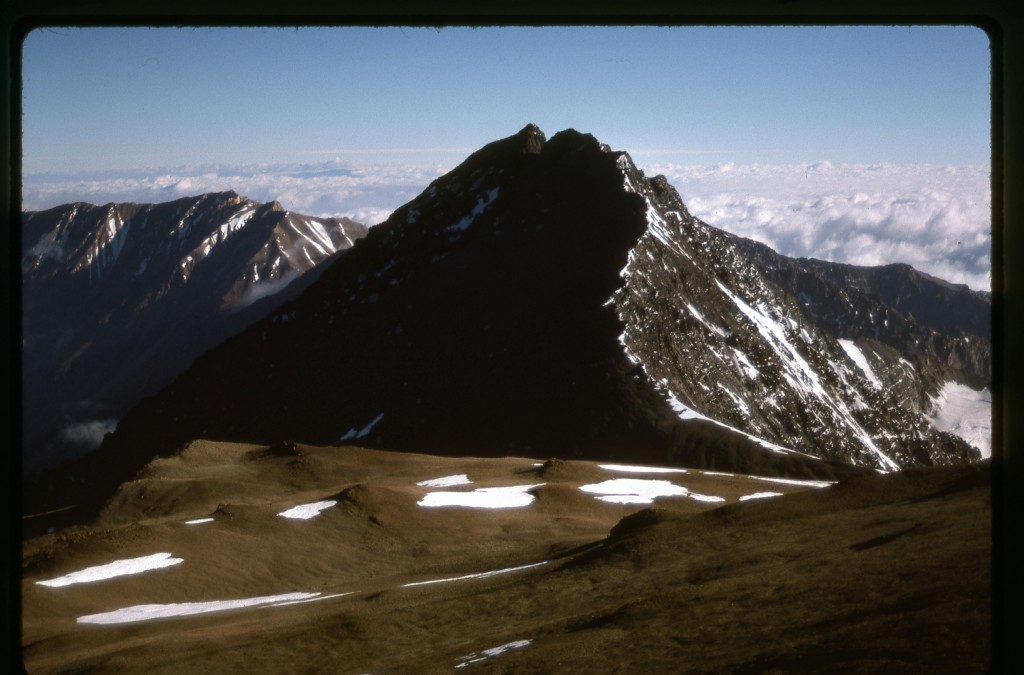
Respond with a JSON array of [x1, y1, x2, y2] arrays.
[[21, 442, 991, 673]]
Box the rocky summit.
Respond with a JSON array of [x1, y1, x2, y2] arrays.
[[23, 125, 990, 533]]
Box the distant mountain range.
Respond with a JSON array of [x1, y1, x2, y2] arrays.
[[21, 192, 367, 473], [22, 125, 991, 533]]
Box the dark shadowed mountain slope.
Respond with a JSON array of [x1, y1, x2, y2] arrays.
[[23, 126, 988, 532], [21, 192, 367, 473]]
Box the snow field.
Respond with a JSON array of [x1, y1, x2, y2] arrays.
[[277, 500, 338, 520], [929, 381, 991, 458], [739, 492, 785, 501], [579, 478, 690, 505], [77, 592, 322, 625], [37, 553, 184, 588], [402, 560, 551, 588], [417, 484, 543, 509], [837, 339, 883, 390], [599, 463, 688, 474], [456, 639, 533, 669], [417, 474, 473, 488]]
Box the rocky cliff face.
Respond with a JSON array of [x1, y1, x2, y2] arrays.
[[611, 160, 984, 471], [22, 192, 367, 472], [23, 126, 989, 532]]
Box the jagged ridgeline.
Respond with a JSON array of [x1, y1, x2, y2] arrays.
[[25, 125, 989, 529], [21, 192, 368, 473]]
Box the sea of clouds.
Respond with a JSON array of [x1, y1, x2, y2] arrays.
[[22, 159, 991, 292], [21, 159, 441, 228], [650, 161, 991, 292]]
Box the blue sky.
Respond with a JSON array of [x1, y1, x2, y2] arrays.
[[20, 25, 992, 289], [22, 25, 990, 171]]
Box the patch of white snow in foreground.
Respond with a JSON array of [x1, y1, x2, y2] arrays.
[[688, 492, 728, 503], [265, 592, 354, 607], [751, 475, 835, 488], [578, 478, 720, 504], [739, 491, 785, 501], [77, 592, 321, 625], [456, 639, 533, 669], [599, 463, 688, 474], [417, 484, 543, 509], [37, 553, 183, 588], [417, 474, 473, 488], [185, 518, 214, 525], [277, 500, 337, 520], [402, 560, 550, 588], [929, 381, 992, 458]]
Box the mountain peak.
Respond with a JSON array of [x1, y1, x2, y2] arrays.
[[26, 126, 989, 532], [21, 194, 368, 473], [544, 128, 605, 154], [516, 123, 546, 153]]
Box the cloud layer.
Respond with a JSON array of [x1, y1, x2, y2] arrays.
[[22, 160, 992, 291], [22, 160, 445, 226], [59, 418, 117, 448], [649, 161, 991, 292]]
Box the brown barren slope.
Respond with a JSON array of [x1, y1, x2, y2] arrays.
[[22, 442, 990, 673]]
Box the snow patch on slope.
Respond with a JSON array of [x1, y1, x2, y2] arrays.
[[714, 281, 899, 471], [838, 339, 883, 390], [599, 464, 688, 474], [339, 412, 384, 442], [579, 478, 688, 504], [37, 553, 183, 587], [739, 491, 784, 501], [418, 484, 543, 509], [402, 560, 550, 587], [77, 592, 320, 625], [929, 382, 992, 458], [447, 188, 500, 233], [417, 474, 473, 488], [456, 640, 533, 669], [277, 500, 337, 520]]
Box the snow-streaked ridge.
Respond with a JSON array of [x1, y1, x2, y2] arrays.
[[611, 153, 909, 472]]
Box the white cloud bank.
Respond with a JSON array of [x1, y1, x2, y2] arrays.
[[647, 161, 991, 292], [59, 418, 117, 448], [23, 159, 991, 291], [22, 159, 446, 226]]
